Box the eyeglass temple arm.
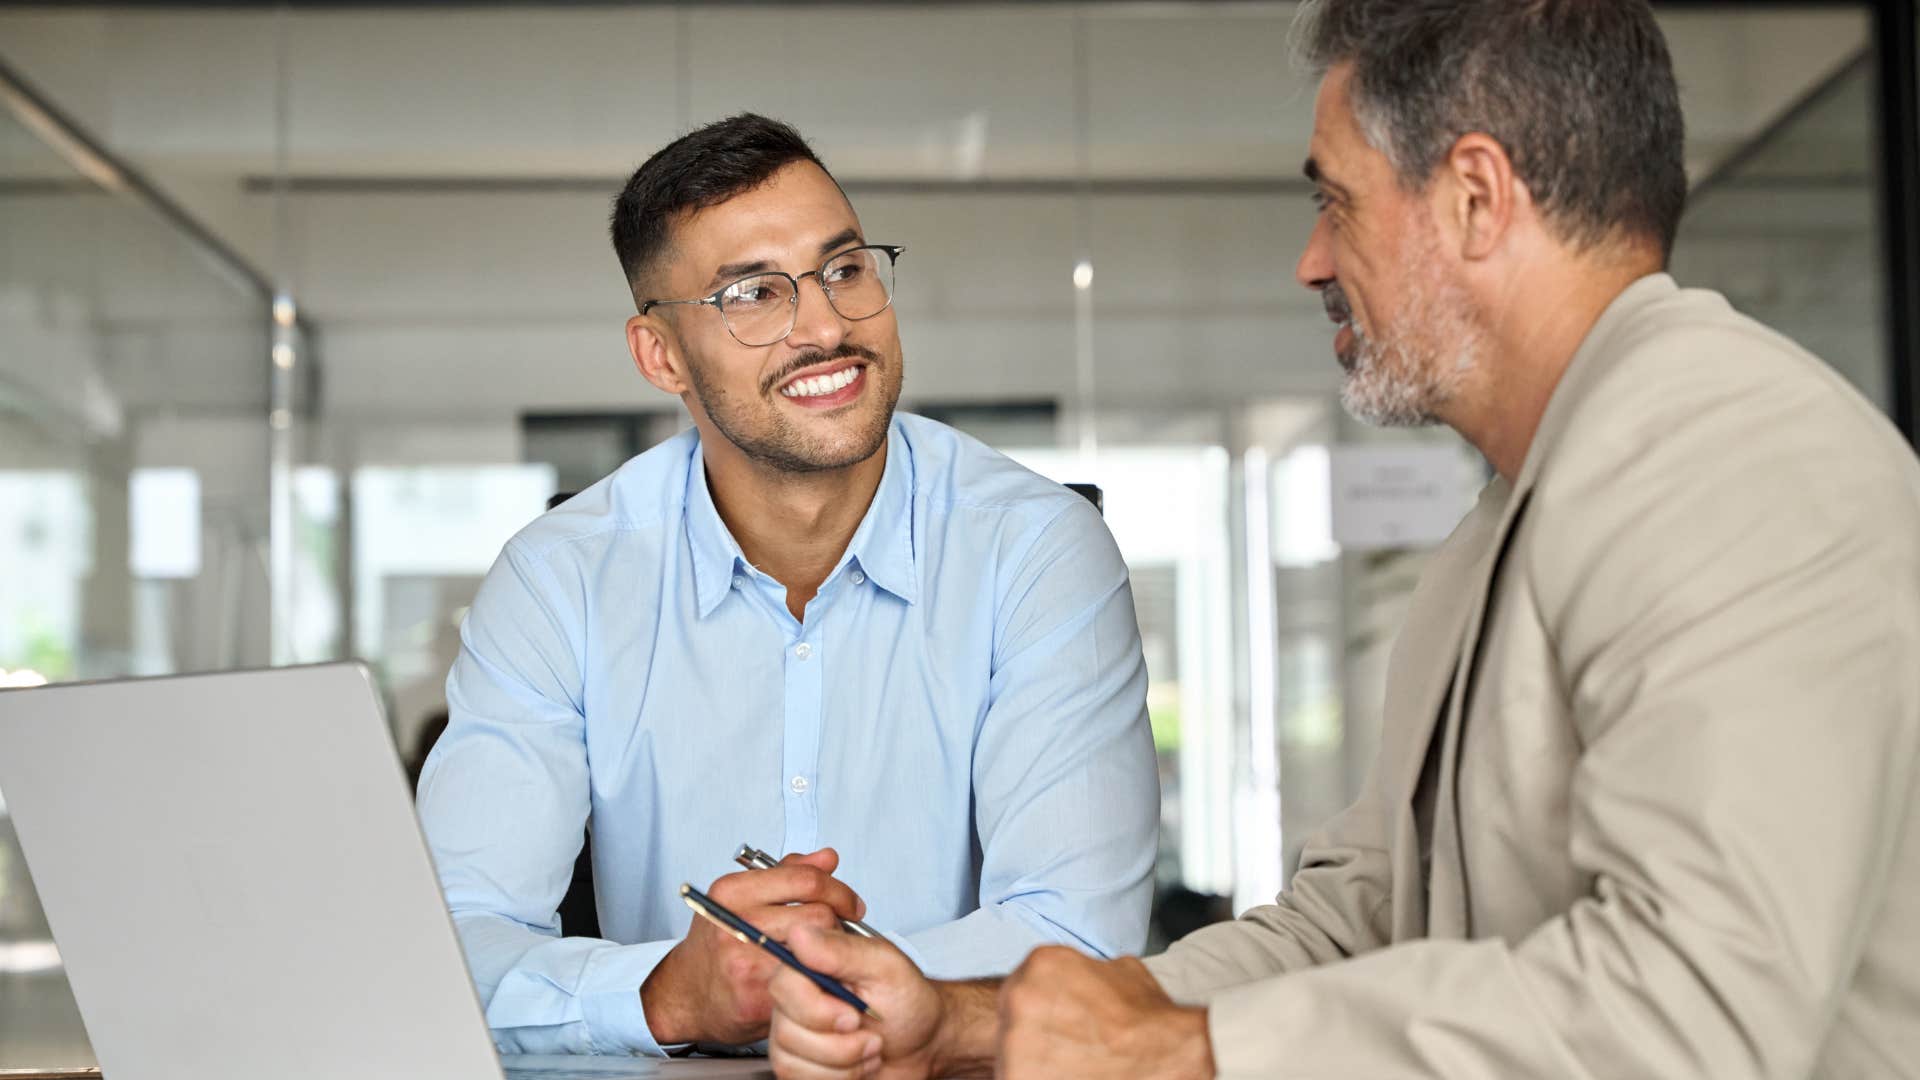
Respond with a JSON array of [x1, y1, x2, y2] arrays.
[[639, 296, 721, 315]]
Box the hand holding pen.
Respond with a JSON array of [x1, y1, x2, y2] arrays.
[[680, 883, 881, 1021], [640, 847, 870, 1046], [736, 843, 880, 939]]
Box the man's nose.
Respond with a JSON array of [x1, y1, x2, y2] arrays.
[[781, 274, 848, 354], [1297, 215, 1335, 291]]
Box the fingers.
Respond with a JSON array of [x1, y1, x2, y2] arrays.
[[768, 961, 865, 1033], [770, 1038, 879, 1080], [787, 922, 911, 985], [771, 997, 880, 1068], [1001, 946, 1087, 1025], [769, 963, 881, 1080], [782, 846, 840, 875], [753, 900, 847, 941], [781, 848, 867, 920], [770, 1036, 879, 1080], [712, 862, 866, 922]]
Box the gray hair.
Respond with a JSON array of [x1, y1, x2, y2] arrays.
[[1299, 0, 1688, 260]]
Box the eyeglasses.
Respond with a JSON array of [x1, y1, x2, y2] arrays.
[[641, 244, 904, 348]]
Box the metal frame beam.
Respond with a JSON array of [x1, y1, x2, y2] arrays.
[[0, 52, 323, 412], [1872, 0, 1919, 445]]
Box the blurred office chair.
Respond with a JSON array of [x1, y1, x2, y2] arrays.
[[542, 480, 1102, 940]]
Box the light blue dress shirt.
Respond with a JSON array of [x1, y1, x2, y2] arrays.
[[417, 413, 1158, 1057]]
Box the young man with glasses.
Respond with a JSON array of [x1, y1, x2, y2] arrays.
[[415, 114, 1158, 1057]]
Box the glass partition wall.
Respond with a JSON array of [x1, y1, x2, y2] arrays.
[[0, 67, 280, 1067]]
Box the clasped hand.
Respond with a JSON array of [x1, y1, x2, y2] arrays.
[[764, 931, 1213, 1080], [640, 847, 867, 1046]]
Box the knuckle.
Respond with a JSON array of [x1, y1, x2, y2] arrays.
[[1025, 945, 1070, 975], [1012, 984, 1039, 1015], [1003, 971, 1049, 1017], [707, 873, 743, 903], [723, 951, 760, 984], [795, 869, 828, 900], [768, 966, 799, 1000]]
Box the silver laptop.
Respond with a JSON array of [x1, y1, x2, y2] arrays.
[[0, 664, 769, 1080]]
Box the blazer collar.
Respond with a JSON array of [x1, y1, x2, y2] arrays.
[[1509, 272, 1678, 501]]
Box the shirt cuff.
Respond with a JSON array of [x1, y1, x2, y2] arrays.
[[577, 938, 679, 1056]]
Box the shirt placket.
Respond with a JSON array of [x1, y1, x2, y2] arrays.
[[779, 603, 824, 856]]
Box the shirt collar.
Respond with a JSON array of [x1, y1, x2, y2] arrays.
[[682, 421, 919, 619], [685, 439, 749, 618], [840, 421, 918, 606]]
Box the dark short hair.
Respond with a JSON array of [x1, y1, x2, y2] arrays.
[[610, 113, 833, 300], [1300, 0, 1688, 259]]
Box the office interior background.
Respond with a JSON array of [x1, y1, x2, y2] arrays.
[[2, 0, 1917, 1067]]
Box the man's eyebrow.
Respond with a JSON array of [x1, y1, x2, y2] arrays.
[[1303, 157, 1350, 198], [818, 227, 863, 259], [700, 228, 865, 292], [705, 258, 775, 292]]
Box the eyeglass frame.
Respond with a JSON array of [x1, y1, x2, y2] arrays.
[[639, 243, 906, 347]]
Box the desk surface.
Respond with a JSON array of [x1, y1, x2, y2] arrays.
[[506, 1056, 773, 1079], [0, 1058, 773, 1080]]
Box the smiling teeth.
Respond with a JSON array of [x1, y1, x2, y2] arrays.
[[781, 367, 860, 398]]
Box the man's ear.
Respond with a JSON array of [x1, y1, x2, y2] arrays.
[[627, 313, 690, 396], [1438, 132, 1519, 261]]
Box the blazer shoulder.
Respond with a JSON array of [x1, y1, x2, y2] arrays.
[[1552, 287, 1915, 494], [1525, 290, 1920, 621]]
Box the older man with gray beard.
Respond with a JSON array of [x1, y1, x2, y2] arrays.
[[757, 1, 1920, 1078]]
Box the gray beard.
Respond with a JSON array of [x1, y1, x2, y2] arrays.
[[1338, 267, 1481, 428]]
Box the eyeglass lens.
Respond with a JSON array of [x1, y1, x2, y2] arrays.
[[715, 246, 896, 346]]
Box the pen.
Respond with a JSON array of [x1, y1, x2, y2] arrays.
[[679, 882, 881, 1021], [734, 843, 881, 939]]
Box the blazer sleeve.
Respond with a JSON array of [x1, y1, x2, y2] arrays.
[[1143, 754, 1397, 1004], [1189, 334, 1920, 1078]]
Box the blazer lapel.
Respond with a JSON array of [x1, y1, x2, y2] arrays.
[[1424, 485, 1534, 937], [1380, 476, 1513, 941]]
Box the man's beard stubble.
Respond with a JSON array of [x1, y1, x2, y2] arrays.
[[685, 342, 901, 474], [1324, 237, 1483, 429]]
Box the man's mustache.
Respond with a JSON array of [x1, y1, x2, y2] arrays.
[[761, 344, 884, 396], [1322, 283, 1353, 326]]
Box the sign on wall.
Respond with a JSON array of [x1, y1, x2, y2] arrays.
[[1328, 445, 1477, 550]]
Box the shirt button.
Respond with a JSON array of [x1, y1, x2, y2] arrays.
[[794, 642, 813, 661], [851, 570, 866, 586], [790, 775, 810, 795]]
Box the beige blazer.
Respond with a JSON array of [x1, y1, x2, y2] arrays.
[[1145, 274, 1920, 1078]]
